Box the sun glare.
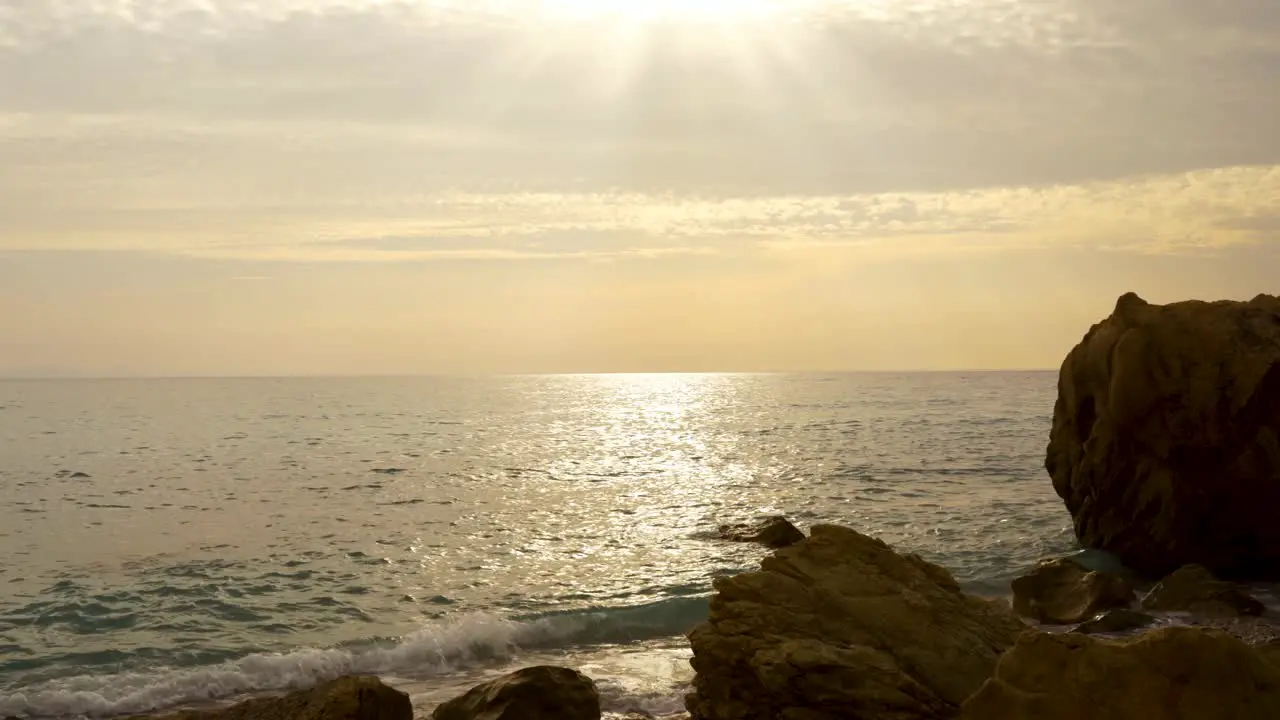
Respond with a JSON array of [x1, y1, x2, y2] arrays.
[[535, 0, 788, 22]]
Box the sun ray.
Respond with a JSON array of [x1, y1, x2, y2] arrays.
[[531, 0, 795, 23]]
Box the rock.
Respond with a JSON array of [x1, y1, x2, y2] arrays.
[[714, 516, 804, 549], [1141, 564, 1266, 617], [132, 676, 412, 720], [1072, 608, 1158, 635], [685, 524, 1027, 720], [1010, 557, 1135, 625], [431, 666, 601, 720], [961, 626, 1280, 719], [1259, 639, 1280, 667], [1045, 292, 1280, 580]]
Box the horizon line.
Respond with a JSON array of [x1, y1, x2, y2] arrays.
[[0, 368, 1058, 381]]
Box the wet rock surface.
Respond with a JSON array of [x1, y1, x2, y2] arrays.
[[1011, 557, 1135, 625], [1072, 608, 1158, 635], [713, 516, 805, 549]]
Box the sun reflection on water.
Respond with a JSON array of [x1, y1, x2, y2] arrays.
[[3, 372, 1072, 659], [549, 373, 760, 547]]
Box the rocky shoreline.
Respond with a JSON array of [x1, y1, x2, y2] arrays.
[[11, 291, 1280, 720], [82, 521, 1280, 720]]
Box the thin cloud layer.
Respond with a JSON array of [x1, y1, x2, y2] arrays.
[[4, 165, 1276, 261]]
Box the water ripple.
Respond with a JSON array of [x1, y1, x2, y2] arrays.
[[0, 372, 1073, 701]]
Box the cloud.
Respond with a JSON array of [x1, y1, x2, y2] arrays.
[[2, 0, 1279, 200], [2, 163, 1275, 263], [1, 0, 1277, 270], [1216, 212, 1280, 237], [289, 227, 719, 262]]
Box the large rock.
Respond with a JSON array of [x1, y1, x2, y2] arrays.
[[685, 524, 1027, 720], [1046, 292, 1280, 580], [1010, 557, 1135, 625], [431, 665, 601, 720], [1140, 564, 1266, 617], [715, 516, 805, 549], [961, 626, 1280, 719], [132, 676, 412, 720]]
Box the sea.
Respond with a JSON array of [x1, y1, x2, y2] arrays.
[[0, 372, 1079, 718]]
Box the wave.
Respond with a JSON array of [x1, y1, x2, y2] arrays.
[[0, 595, 709, 719]]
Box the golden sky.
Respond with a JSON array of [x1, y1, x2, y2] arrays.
[[2, 0, 1278, 376]]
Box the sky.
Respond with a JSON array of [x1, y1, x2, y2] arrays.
[[1, 0, 1278, 376]]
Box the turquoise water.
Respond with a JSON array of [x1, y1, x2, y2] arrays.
[[0, 372, 1076, 717]]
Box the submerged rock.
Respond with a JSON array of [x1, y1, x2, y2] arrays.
[[1141, 564, 1266, 618], [431, 665, 601, 720], [962, 626, 1280, 719], [714, 515, 804, 549], [1011, 557, 1135, 625], [132, 676, 412, 720], [685, 524, 1027, 720], [1072, 608, 1158, 635], [1045, 292, 1280, 580]]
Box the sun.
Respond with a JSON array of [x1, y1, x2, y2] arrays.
[[535, 0, 789, 22]]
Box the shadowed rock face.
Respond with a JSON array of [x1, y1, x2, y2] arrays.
[[685, 525, 1027, 720], [962, 626, 1280, 720], [1046, 292, 1280, 580], [430, 666, 601, 720], [1141, 564, 1266, 618]]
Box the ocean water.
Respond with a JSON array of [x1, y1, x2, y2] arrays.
[[0, 372, 1077, 718]]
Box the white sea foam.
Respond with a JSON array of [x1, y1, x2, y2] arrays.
[[0, 596, 709, 720], [1, 612, 575, 719]]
